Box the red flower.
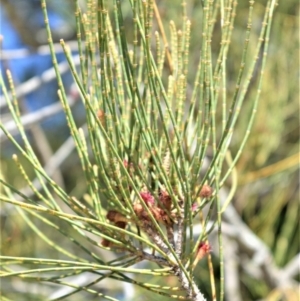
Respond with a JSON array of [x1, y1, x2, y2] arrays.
[[140, 192, 155, 206], [197, 241, 212, 253]]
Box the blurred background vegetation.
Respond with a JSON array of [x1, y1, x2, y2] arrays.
[[1, 0, 298, 300]]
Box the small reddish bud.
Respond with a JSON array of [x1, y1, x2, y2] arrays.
[[106, 210, 118, 222], [150, 206, 164, 221], [101, 239, 111, 247], [140, 192, 155, 206], [115, 221, 127, 229], [159, 189, 172, 211], [193, 241, 212, 268], [199, 184, 213, 198], [191, 203, 198, 211], [106, 210, 128, 223], [140, 209, 149, 220], [160, 211, 172, 225]]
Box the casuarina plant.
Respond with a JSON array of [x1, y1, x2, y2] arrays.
[[0, 0, 278, 300]]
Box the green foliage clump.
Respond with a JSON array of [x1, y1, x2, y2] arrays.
[[1, 1, 291, 301]]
